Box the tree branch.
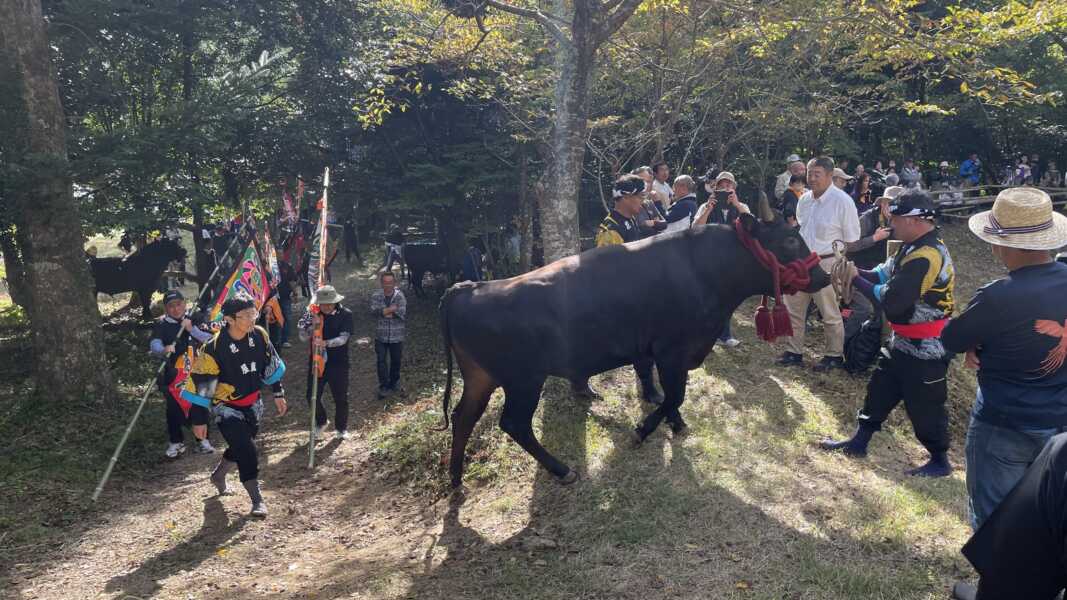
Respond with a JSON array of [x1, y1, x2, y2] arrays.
[[597, 0, 644, 42], [484, 0, 571, 47]]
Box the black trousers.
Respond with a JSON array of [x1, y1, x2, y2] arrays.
[[859, 348, 950, 454], [375, 341, 402, 389], [217, 407, 260, 482], [306, 362, 349, 431], [963, 433, 1067, 599], [162, 385, 209, 444]]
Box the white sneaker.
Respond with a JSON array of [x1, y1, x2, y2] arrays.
[[313, 421, 329, 438], [337, 430, 351, 441], [282, 342, 292, 348], [194, 439, 216, 454], [165, 442, 186, 459], [721, 338, 741, 348]]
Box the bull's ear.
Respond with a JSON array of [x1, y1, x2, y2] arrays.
[[739, 212, 760, 234]]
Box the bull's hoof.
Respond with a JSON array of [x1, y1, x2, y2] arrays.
[[632, 428, 647, 447], [557, 469, 579, 485]]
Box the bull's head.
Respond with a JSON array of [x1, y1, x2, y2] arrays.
[[738, 193, 829, 293], [158, 237, 187, 262]]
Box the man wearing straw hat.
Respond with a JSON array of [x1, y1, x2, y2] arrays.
[[821, 189, 957, 477], [299, 285, 354, 439], [941, 187, 1067, 530]]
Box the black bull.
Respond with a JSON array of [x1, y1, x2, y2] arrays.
[[438, 213, 830, 488], [89, 238, 186, 322]]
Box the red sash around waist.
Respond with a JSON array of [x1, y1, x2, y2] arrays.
[[225, 390, 260, 408], [890, 319, 949, 339]]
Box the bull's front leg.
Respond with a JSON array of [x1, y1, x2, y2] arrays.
[[634, 363, 688, 443]]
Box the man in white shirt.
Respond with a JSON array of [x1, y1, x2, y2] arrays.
[[778, 156, 861, 372], [650, 162, 674, 212]]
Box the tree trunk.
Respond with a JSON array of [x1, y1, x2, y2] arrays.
[[0, 0, 113, 402], [540, 9, 596, 264]]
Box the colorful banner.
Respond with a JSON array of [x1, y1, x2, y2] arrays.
[[208, 242, 272, 322], [307, 183, 328, 293], [262, 227, 281, 286]]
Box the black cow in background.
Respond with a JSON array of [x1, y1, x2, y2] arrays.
[[405, 241, 460, 297], [89, 238, 186, 322], [438, 203, 830, 488]]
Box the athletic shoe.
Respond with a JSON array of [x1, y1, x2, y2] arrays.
[[337, 430, 351, 441], [194, 439, 215, 454], [378, 387, 392, 400], [720, 338, 741, 348], [165, 442, 186, 459], [282, 342, 292, 348], [313, 421, 329, 438], [250, 502, 268, 518]]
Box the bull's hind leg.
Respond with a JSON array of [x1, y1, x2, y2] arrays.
[[500, 379, 577, 484], [449, 356, 498, 488]]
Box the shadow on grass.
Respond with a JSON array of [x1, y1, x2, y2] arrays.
[[375, 370, 958, 599]]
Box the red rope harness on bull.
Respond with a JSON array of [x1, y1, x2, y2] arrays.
[[733, 219, 821, 342]]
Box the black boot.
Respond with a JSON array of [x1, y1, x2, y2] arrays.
[[907, 451, 952, 478], [819, 423, 876, 457], [210, 459, 236, 496], [243, 479, 267, 518], [638, 375, 663, 405]]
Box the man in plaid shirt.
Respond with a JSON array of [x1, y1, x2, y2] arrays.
[[370, 272, 406, 398]]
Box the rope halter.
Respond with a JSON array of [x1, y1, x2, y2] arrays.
[[733, 219, 820, 342]]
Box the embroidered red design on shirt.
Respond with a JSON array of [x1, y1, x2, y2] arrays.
[[1035, 319, 1067, 376]]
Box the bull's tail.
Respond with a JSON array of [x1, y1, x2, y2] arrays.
[[436, 286, 458, 431]]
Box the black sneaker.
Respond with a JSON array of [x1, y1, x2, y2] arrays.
[[776, 352, 804, 366], [813, 356, 845, 373]]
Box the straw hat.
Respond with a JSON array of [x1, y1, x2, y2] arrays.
[[968, 187, 1067, 250]]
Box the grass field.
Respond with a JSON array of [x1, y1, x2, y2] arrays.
[[3, 222, 1000, 599]]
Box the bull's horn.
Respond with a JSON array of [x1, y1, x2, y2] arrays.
[[758, 191, 775, 222]]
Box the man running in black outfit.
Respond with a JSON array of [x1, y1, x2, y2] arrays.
[[187, 295, 287, 518]]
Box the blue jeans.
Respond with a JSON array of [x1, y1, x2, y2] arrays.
[[965, 409, 1061, 530]]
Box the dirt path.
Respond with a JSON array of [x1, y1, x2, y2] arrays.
[[14, 259, 449, 600]]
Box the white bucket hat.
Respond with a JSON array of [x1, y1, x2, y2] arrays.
[[312, 285, 345, 304], [968, 187, 1067, 250]]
